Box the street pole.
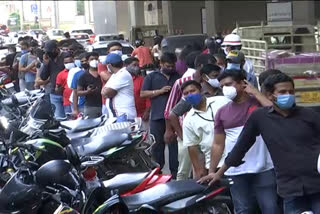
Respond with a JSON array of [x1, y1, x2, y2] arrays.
[[20, 0, 24, 31]]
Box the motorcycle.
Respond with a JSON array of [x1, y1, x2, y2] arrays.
[[90, 178, 234, 214]]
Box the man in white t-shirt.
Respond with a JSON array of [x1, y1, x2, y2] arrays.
[[101, 53, 137, 120], [182, 80, 230, 179]]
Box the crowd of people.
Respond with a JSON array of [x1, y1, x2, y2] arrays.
[[2, 32, 320, 214]]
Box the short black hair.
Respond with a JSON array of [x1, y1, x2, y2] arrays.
[[217, 69, 246, 82], [88, 51, 99, 58], [111, 61, 123, 69], [20, 40, 29, 47], [195, 54, 216, 68], [73, 49, 86, 58], [30, 40, 39, 47], [124, 57, 139, 66], [213, 54, 226, 61], [200, 64, 221, 76], [63, 52, 73, 59], [107, 42, 122, 51], [160, 52, 177, 64], [181, 80, 202, 92], [8, 46, 16, 52], [79, 52, 89, 60], [186, 51, 201, 69], [263, 73, 294, 94], [259, 69, 282, 86]]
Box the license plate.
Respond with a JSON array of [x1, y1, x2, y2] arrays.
[[4, 82, 14, 89], [300, 91, 320, 103]]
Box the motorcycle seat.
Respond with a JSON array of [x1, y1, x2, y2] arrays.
[[122, 180, 206, 210], [61, 116, 104, 133], [73, 132, 130, 156], [103, 172, 149, 194]]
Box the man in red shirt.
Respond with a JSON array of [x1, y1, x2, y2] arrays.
[[55, 52, 74, 115], [131, 39, 153, 68], [124, 57, 150, 127]]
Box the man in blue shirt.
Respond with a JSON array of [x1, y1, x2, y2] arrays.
[[70, 52, 89, 117]]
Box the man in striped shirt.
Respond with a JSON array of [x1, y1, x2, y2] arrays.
[[164, 53, 216, 180]]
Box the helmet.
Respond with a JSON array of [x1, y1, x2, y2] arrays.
[[221, 34, 241, 46], [135, 39, 144, 47]]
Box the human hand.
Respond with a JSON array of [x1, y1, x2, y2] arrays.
[[159, 85, 171, 94], [243, 80, 259, 96], [164, 128, 176, 144], [197, 172, 222, 186], [142, 110, 150, 121]]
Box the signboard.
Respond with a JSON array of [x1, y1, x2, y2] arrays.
[[267, 2, 292, 24], [31, 3, 38, 14]]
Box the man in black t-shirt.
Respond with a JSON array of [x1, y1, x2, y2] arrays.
[[77, 52, 102, 118]]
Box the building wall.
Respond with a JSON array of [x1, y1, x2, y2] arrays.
[[92, 1, 117, 34], [170, 1, 205, 34], [116, 1, 130, 39], [215, 1, 267, 34], [316, 0, 320, 21]]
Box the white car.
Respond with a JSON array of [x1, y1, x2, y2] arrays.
[[94, 34, 121, 43], [46, 29, 64, 41], [70, 33, 90, 48], [70, 28, 95, 44], [86, 40, 134, 62]]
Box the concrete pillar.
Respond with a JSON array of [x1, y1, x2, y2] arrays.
[[292, 1, 315, 25], [205, 0, 218, 36], [161, 1, 173, 34], [92, 1, 117, 34], [129, 1, 145, 27]]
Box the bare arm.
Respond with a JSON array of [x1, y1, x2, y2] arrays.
[[208, 133, 226, 173], [244, 80, 272, 107], [168, 113, 182, 139], [72, 89, 79, 114], [100, 71, 112, 82], [188, 146, 207, 179], [140, 86, 170, 99], [101, 87, 117, 99], [77, 85, 92, 96]]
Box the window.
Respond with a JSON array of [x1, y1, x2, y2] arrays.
[[76, 0, 85, 16]]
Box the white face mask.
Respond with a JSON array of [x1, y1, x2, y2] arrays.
[[223, 86, 237, 100], [64, 62, 75, 70], [206, 75, 220, 88], [111, 50, 122, 57], [89, 60, 98, 68]]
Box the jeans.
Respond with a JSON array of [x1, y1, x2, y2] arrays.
[[19, 78, 26, 92], [229, 169, 281, 214], [25, 82, 35, 90], [150, 119, 178, 179], [283, 193, 320, 214], [50, 94, 66, 120], [64, 105, 72, 115], [176, 137, 192, 180], [84, 106, 102, 119]]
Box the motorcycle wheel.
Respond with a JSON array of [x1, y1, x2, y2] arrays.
[[186, 197, 233, 214]]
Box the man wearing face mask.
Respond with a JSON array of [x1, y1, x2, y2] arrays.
[[124, 57, 150, 124], [77, 52, 102, 118], [40, 40, 67, 119], [101, 53, 136, 121], [140, 52, 180, 179], [181, 80, 230, 179], [201, 72, 320, 214], [19, 40, 39, 90], [198, 70, 280, 214], [55, 52, 75, 115], [99, 42, 123, 115], [226, 50, 258, 88], [221, 34, 255, 77], [69, 52, 89, 117]]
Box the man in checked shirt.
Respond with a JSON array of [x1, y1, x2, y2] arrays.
[[164, 54, 217, 180]]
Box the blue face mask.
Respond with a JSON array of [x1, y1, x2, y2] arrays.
[[275, 94, 295, 109], [21, 50, 28, 54], [226, 63, 241, 70], [74, 59, 81, 68], [185, 93, 202, 107]]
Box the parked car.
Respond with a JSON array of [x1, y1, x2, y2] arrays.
[[46, 29, 64, 41], [94, 34, 122, 43], [161, 34, 208, 54], [86, 40, 134, 62], [70, 28, 95, 44], [27, 29, 45, 41], [70, 33, 90, 48]]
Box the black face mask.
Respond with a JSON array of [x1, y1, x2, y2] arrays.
[[47, 51, 58, 59], [81, 63, 89, 70], [161, 68, 175, 75]]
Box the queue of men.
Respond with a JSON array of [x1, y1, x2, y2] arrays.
[[4, 33, 320, 214]]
